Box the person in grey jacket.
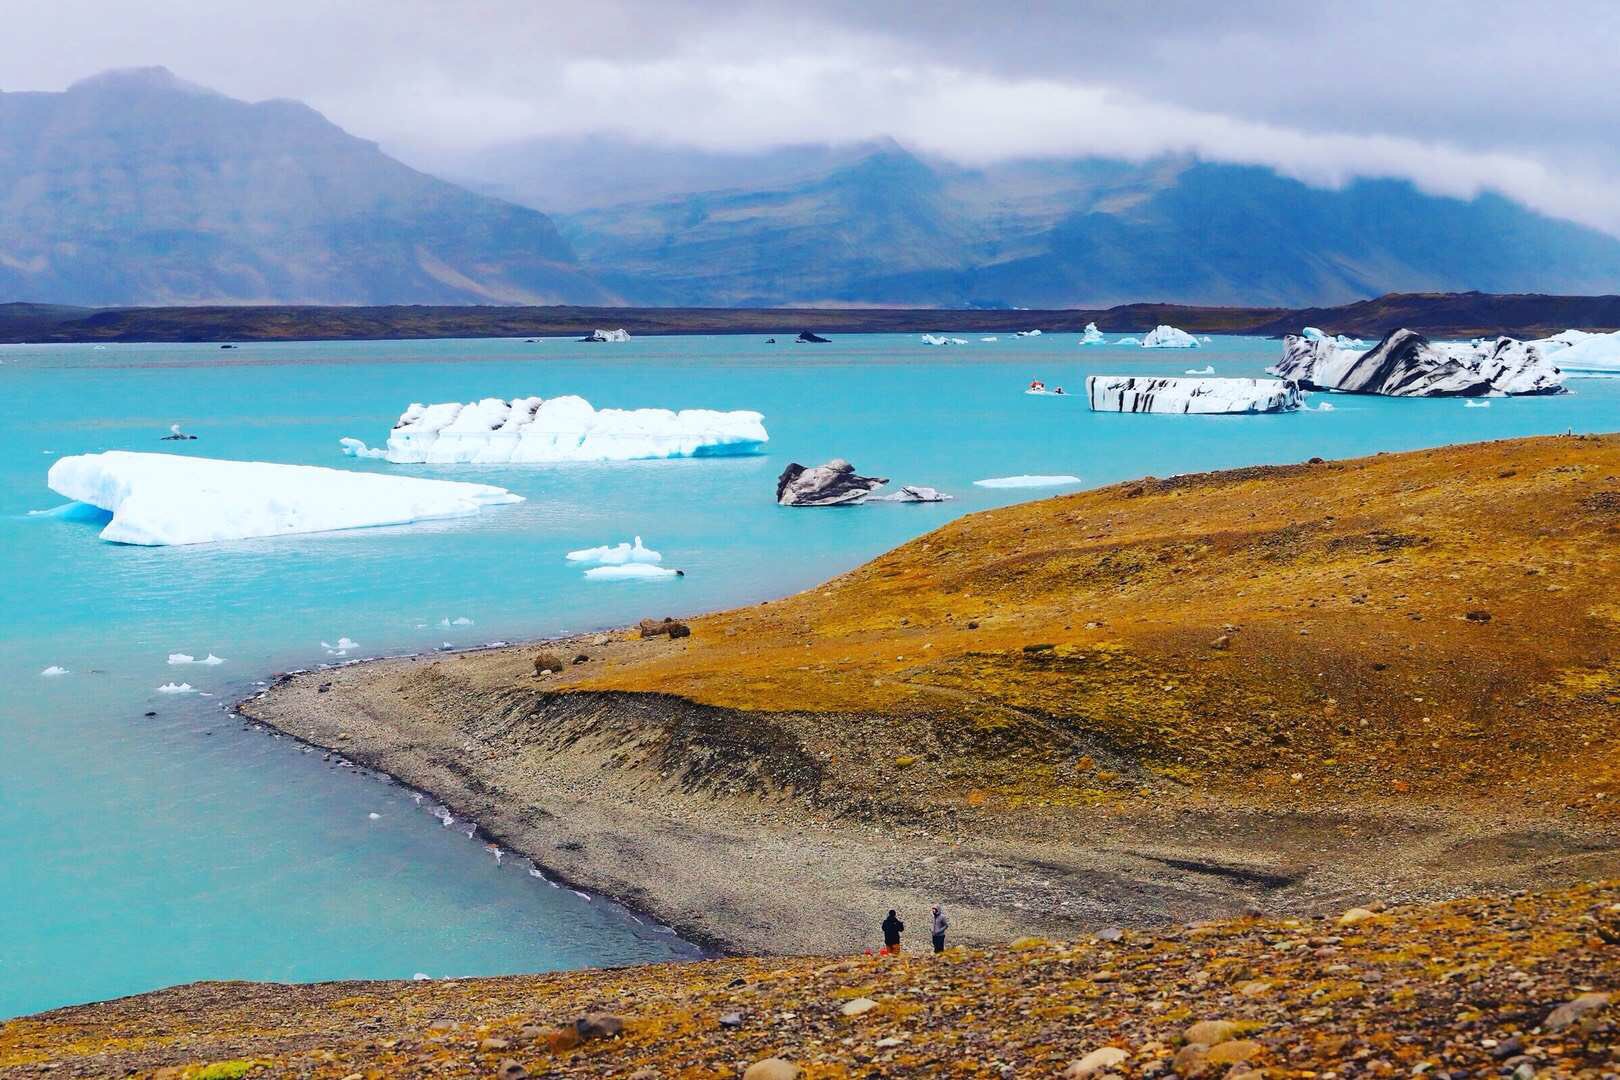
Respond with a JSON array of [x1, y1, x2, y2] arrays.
[[930, 905, 949, 953]]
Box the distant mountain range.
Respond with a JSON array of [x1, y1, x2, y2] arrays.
[[4, 69, 1620, 309], [0, 68, 610, 306]]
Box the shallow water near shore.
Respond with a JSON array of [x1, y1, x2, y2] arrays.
[[2, 331, 1616, 1019]]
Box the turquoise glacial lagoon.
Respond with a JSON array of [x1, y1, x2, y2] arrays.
[[2, 332, 1616, 1018]]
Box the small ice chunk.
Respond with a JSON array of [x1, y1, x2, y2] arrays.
[[566, 536, 662, 566], [1185, 365, 1215, 375], [412, 972, 432, 981], [1464, 399, 1492, 408], [168, 652, 226, 665], [584, 563, 680, 580], [980, 336, 998, 342], [368, 812, 381, 820], [1016, 329, 1042, 337], [339, 437, 388, 459], [40, 665, 69, 677], [1115, 336, 1140, 345], [1316, 402, 1337, 412], [156, 682, 195, 693], [439, 616, 474, 627], [973, 475, 1083, 489]]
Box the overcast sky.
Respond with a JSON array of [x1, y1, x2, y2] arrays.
[[7, 0, 1620, 231]]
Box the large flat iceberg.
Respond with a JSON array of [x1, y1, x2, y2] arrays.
[[47, 451, 523, 546], [1087, 376, 1302, 414], [343, 395, 768, 464]]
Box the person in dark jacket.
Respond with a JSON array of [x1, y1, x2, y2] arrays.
[[881, 909, 904, 953], [930, 905, 949, 953]]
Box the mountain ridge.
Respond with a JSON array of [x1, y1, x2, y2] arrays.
[[0, 67, 614, 306]]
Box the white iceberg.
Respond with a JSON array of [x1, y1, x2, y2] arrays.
[[1115, 336, 1140, 346], [583, 563, 680, 581], [1185, 365, 1216, 375], [40, 665, 69, 677], [156, 682, 195, 694], [868, 485, 953, 503], [580, 328, 630, 342], [1537, 329, 1620, 373], [921, 334, 952, 346], [1301, 326, 1365, 348], [338, 437, 387, 460], [1016, 329, 1043, 337], [1087, 376, 1302, 414], [980, 336, 998, 342], [973, 475, 1082, 489], [1079, 322, 1106, 345], [168, 653, 226, 666], [47, 452, 522, 546], [343, 395, 768, 464], [1464, 399, 1492, 408], [1140, 325, 1201, 349], [566, 536, 662, 566]]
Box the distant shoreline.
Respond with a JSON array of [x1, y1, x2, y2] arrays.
[[5, 289, 1620, 344]]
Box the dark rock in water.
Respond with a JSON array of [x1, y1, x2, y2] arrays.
[[795, 331, 830, 343], [159, 433, 198, 440], [219, 344, 236, 349], [776, 459, 888, 506], [765, 337, 777, 343], [1271, 327, 1565, 397]]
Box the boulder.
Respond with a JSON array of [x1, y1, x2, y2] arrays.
[[574, 1012, 624, 1040], [840, 996, 879, 1017], [1183, 1020, 1238, 1046], [1066, 1047, 1130, 1077], [533, 651, 564, 675], [1205, 1039, 1261, 1066], [776, 459, 889, 506], [638, 617, 691, 639], [1545, 991, 1610, 1030], [743, 1059, 802, 1080]]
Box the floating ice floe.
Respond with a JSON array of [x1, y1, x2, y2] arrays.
[[1115, 336, 1140, 346], [1314, 402, 1337, 412], [921, 334, 968, 345], [1016, 329, 1042, 337], [337, 437, 387, 460], [341, 395, 768, 464], [1140, 325, 1201, 349], [1200, 336, 1214, 344], [1185, 365, 1216, 375], [868, 485, 952, 503], [368, 812, 381, 820], [322, 637, 359, 656], [1535, 329, 1620, 373], [156, 682, 195, 694], [168, 653, 226, 666], [1088, 376, 1302, 415], [566, 536, 662, 566], [580, 328, 630, 342], [980, 336, 998, 342], [47, 451, 522, 546], [1300, 326, 1367, 349], [584, 563, 681, 581], [1079, 322, 1106, 345], [40, 665, 69, 677], [439, 617, 474, 627], [973, 475, 1082, 489], [1465, 399, 1492, 408], [1271, 328, 1566, 397]]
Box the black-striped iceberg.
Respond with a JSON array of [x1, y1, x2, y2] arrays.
[[1087, 376, 1302, 414], [1270, 328, 1566, 397]]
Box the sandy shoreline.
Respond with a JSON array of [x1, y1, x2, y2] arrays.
[[239, 631, 1620, 959]]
